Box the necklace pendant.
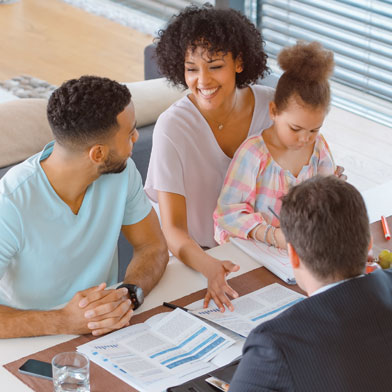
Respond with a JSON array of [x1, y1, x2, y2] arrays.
[[218, 124, 224, 131]]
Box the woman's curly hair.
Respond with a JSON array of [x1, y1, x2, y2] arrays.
[[47, 75, 131, 148], [155, 4, 269, 89]]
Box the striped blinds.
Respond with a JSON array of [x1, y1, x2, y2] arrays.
[[257, 0, 392, 127]]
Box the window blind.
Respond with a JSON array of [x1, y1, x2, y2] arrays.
[[257, 0, 392, 127]]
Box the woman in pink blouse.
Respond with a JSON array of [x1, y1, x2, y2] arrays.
[[145, 5, 272, 312]]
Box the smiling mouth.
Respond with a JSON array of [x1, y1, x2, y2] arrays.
[[198, 87, 219, 98]]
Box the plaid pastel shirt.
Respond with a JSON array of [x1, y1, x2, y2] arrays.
[[213, 133, 336, 244]]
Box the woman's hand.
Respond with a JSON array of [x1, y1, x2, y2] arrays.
[[203, 259, 240, 312], [157, 191, 240, 312]]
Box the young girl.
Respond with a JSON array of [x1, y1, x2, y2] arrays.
[[214, 41, 336, 249]]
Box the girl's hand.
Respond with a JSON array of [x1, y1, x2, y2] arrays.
[[274, 228, 287, 249], [203, 260, 240, 312], [335, 165, 347, 181]]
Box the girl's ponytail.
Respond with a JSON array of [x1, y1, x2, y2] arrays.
[[274, 41, 334, 113]]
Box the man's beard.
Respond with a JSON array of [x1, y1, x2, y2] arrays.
[[99, 150, 128, 174]]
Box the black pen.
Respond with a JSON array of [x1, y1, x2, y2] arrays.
[[163, 302, 189, 312], [268, 206, 280, 221]]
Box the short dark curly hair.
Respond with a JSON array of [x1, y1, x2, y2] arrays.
[[155, 4, 269, 89], [47, 75, 131, 148]]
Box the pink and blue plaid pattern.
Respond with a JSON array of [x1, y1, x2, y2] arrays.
[[213, 133, 336, 244]]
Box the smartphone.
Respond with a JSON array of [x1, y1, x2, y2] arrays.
[[18, 359, 53, 381]]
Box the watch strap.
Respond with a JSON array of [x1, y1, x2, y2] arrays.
[[116, 283, 143, 310]]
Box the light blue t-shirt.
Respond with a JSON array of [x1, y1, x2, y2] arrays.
[[0, 142, 152, 310]]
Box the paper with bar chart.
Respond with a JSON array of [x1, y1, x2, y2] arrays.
[[77, 308, 235, 392], [190, 284, 305, 338]]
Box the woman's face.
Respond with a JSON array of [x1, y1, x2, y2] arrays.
[[184, 46, 242, 112]]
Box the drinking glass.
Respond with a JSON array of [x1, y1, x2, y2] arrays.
[[52, 352, 90, 392]]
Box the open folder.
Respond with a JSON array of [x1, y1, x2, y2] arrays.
[[167, 359, 239, 391], [230, 237, 296, 284]]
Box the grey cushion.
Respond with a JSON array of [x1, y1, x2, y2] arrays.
[[117, 122, 154, 281], [0, 163, 15, 179], [144, 44, 162, 80], [132, 123, 154, 184]]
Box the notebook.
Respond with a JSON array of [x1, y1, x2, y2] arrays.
[[230, 238, 296, 284]]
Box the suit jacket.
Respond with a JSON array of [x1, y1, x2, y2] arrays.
[[229, 269, 392, 392]]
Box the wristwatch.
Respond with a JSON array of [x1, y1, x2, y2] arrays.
[[116, 283, 144, 310]]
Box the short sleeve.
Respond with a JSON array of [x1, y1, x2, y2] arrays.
[[0, 197, 22, 278], [123, 160, 152, 226], [144, 114, 186, 202], [317, 134, 336, 176]]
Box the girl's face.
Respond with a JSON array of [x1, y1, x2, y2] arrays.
[[184, 46, 242, 112], [270, 97, 326, 150]]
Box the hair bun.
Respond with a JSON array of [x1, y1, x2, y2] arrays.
[[277, 41, 334, 82]]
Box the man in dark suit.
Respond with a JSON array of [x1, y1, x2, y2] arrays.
[[229, 175, 392, 392]]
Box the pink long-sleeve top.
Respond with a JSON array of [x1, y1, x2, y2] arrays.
[[213, 133, 336, 244]]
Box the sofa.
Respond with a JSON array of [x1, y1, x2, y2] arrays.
[[0, 77, 187, 281], [0, 44, 278, 281]]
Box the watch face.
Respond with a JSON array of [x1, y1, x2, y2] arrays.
[[117, 284, 144, 310], [134, 286, 144, 304], [127, 284, 144, 310]]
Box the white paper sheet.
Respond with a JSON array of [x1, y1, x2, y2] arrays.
[[190, 283, 305, 337]]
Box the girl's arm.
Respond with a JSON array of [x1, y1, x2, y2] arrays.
[[158, 191, 239, 312], [318, 134, 337, 176], [249, 223, 287, 249], [214, 137, 287, 248], [318, 135, 347, 178], [214, 138, 267, 242]]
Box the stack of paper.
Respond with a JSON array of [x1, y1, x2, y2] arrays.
[[190, 283, 305, 337], [77, 309, 235, 392], [230, 238, 296, 284], [78, 284, 305, 391]]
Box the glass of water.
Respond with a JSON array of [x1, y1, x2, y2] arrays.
[[52, 352, 90, 392]]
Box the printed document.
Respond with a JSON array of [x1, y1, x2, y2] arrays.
[[77, 308, 235, 392], [190, 283, 305, 337], [230, 238, 296, 284]]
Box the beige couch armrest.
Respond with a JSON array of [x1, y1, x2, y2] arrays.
[[0, 98, 52, 167], [124, 78, 188, 127], [0, 79, 187, 168]]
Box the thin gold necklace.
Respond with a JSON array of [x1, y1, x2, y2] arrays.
[[203, 92, 237, 131]]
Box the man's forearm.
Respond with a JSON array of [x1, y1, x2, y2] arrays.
[[124, 243, 169, 296], [0, 305, 65, 338]]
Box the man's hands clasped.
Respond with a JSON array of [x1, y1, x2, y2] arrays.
[[60, 283, 133, 336]]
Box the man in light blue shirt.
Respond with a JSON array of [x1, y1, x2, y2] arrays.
[[0, 76, 168, 338]]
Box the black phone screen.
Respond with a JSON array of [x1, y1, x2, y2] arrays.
[[18, 359, 53, 380]]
